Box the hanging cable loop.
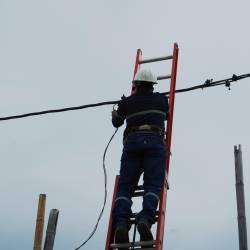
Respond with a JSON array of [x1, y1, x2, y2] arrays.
[[74, 128, 119, 250]]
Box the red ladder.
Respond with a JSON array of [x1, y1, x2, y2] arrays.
[[105, 43, 179, 250]]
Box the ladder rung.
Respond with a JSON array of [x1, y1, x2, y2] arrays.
[[110, 240, 156, 248], [130, 214, 159, 225], [132, 185, 144, 197], [132, 191, 144, 197], [157, 74, 171, 80], [135, 185, 144, 191], [130, 211, 159, 219], [139, 55, 173, 64]]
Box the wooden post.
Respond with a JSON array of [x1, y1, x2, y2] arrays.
[[43, 209, 59, 250], [34, 194, 46, 250], [234, 145, 248, 250]]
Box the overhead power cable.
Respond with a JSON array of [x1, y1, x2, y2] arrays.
[[0, 101, 118, 121], [165, 73, 250, 94], [0, 73, 249, 122]]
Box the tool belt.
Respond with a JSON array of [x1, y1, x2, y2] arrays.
[[123, 124, 165, 144]]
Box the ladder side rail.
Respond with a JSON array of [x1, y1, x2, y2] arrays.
[[139, 55, 173, 64], [155, 181, 168, 249], [155, 43, 179, 250], [165, 43, 179, 174], [131, 49, 142, 95], [105, 175, 120, 250]]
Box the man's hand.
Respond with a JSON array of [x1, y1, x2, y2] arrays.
[[111, 109, 124, 128]]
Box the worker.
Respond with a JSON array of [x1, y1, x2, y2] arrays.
[[111, 69, 168, 247]]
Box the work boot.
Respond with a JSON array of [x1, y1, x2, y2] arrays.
[[114, 223, 129, 250], [137, 219, 153, 248]]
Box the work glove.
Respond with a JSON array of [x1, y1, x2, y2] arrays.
[[112, 110, 119, 119]]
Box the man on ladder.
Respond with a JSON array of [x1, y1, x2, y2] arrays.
[[111, 69, 168, 248]]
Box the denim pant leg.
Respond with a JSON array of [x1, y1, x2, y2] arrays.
[[137, 136, 166, 225], [112, 140, 143, 229]]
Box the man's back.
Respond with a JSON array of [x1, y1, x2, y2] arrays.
[[112, 92, 168, 129]]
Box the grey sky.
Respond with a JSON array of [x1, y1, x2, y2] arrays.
[[0, 0, 249, 249]]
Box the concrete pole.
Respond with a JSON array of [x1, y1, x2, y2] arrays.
[[43, 209, 59, 250], [234, 145, 248, 250]]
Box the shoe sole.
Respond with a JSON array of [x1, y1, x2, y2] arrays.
[[137, 222, 153, 248], [114, 227, 129, 250], [137, 222, 153, 241]]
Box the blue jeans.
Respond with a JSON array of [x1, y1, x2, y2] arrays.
[[112, 132, 166, 229]]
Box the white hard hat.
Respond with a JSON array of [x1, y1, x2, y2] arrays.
[[133, 69, 158, 84]]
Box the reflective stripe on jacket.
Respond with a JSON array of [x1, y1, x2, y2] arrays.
[[112, 92, 168, 130]]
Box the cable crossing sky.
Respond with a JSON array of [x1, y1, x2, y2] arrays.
[[0, 73, 249, 122]]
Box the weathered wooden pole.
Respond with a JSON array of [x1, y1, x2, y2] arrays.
[[234, 145, 248, 250], [33, 194, 46, 250], [43, 209, 59, 250]]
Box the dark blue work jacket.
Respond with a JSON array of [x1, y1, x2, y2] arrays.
[[112, 91, 168, 132]]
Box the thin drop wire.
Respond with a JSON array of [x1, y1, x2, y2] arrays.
[[74, 128, 118, 250]]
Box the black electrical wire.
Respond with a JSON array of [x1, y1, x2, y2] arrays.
[[74, 128, 119, 250], [0, 101, 117, 121], [162, 73, 250, 95], [0, 73, 249, 122]]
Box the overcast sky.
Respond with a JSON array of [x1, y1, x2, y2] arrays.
[[0, 1, 249, 250]]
